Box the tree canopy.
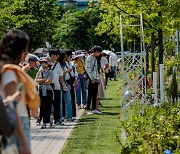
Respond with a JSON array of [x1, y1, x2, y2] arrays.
[[0, 0, 57, 50]]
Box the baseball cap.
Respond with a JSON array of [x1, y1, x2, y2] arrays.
[[28, 56, 38, 63]]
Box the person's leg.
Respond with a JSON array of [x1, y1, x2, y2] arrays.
[[114, 66, 117, 80], [92, 82, 99, 110], [53, 90, 60, 122], [62, 96, 66, 118], [63, 90, 73, 119], [75, 75, 81, 106], [43, 90, 53, 124], [70, 84, 76, 117], [105, 73, 108, 86], [38, 90, 43, 122], [59, 90, 64, 122], [87, 81, 93, 110], [81, 78, 87, 105], [75, 89, 81, 106], [20, 116, 31, 150], [96, 98, 100, 110]]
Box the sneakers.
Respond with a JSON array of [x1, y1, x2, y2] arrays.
[[92, 110, 102, 114], [77, 105, 81, 109], [41, 123, 46, 129], [87, 111, 93, 115], [54, 120, 64, 125], [72, 117, 77, 120], [36, 118, 41, 125], [82, 104, 87, 109], [68, 118, 74, 122]]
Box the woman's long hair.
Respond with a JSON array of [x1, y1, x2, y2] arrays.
[[58, 50, 67, 66], [0, 29, 29, 81], [96, 54, 102, 73], [0, 29, 30, 65]]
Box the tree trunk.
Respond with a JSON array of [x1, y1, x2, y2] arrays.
[[146, 46, 150, 87], [151, 32, 156, 80], [157, 11, 164, 91], [158, 28, 164, 64], [146, 46, 149, 74]]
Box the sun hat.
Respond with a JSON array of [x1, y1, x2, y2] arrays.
[[73, 50, 85, 59], [40, 57, 52, 66]]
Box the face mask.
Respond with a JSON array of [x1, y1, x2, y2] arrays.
[[41, 62, 48, 68]]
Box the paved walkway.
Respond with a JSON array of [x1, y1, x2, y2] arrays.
[[30, 108, 84, 154]]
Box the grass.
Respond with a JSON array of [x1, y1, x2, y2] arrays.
[[61, 77, 122, 154]]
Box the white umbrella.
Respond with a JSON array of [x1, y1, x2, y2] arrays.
[[102, 50, 117, 57], [33, 48, 49, 54]]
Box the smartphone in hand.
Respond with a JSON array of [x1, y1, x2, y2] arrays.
[[17, 83, 23, 92]]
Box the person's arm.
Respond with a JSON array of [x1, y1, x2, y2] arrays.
[[42, 70, 53, 85], [35, 71, 46, 84], [85, 57, 94, 82], [58, 64, 68, 89], [63, 68, 72, 74], [43, 78, 52, 85], [22, 63, 30, 72]]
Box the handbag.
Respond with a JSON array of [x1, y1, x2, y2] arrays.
[[108, 70, 114, 78]]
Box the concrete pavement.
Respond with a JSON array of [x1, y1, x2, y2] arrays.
[[31, 108, 84, 154]]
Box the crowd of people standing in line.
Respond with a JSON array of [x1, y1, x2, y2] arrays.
[[0, 29, 118, 154]]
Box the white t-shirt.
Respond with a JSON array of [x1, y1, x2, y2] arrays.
[[100, 57, 108, 71], [1, 70, 28, 117], [66, 61, 78, 77], [109, 55, 118, 67], [51, 62, 63, 90]]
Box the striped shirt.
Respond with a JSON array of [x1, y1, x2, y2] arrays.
[[85, 55, 99, 82]]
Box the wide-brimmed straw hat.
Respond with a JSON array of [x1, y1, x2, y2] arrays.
[[72, 50, 85, 59]]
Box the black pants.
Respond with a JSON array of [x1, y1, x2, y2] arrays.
[[53, 90, 61, 121], [39, 90, 53, 123], [105, 73, 109, 86], [62, 96, 65, 118], [87, 81, 98, 110]]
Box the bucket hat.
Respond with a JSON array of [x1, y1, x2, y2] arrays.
[[73, 50, 85, 59]]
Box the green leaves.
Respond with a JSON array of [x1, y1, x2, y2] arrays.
[[0, 0, 57, 50], [96, 0, 180, 49], [118, 103, 180, 153], [52, 5, 111, 50]]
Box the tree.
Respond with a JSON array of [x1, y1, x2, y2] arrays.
[[52, 5, 111, 50], [96, 0, 180, 56], [0, 0, 58, 50], [96, 0, 180, 87]]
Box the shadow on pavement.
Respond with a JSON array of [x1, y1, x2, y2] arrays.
[[102, 105, 120, 109], [101, 111, 120, 116]]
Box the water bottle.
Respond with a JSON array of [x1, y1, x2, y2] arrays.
[[164, 149, 173, 154]]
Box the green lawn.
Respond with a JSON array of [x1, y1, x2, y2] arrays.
[[61, 77, 122, 154]]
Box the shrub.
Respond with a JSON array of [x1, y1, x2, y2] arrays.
[[117, 103, 180, 153]]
